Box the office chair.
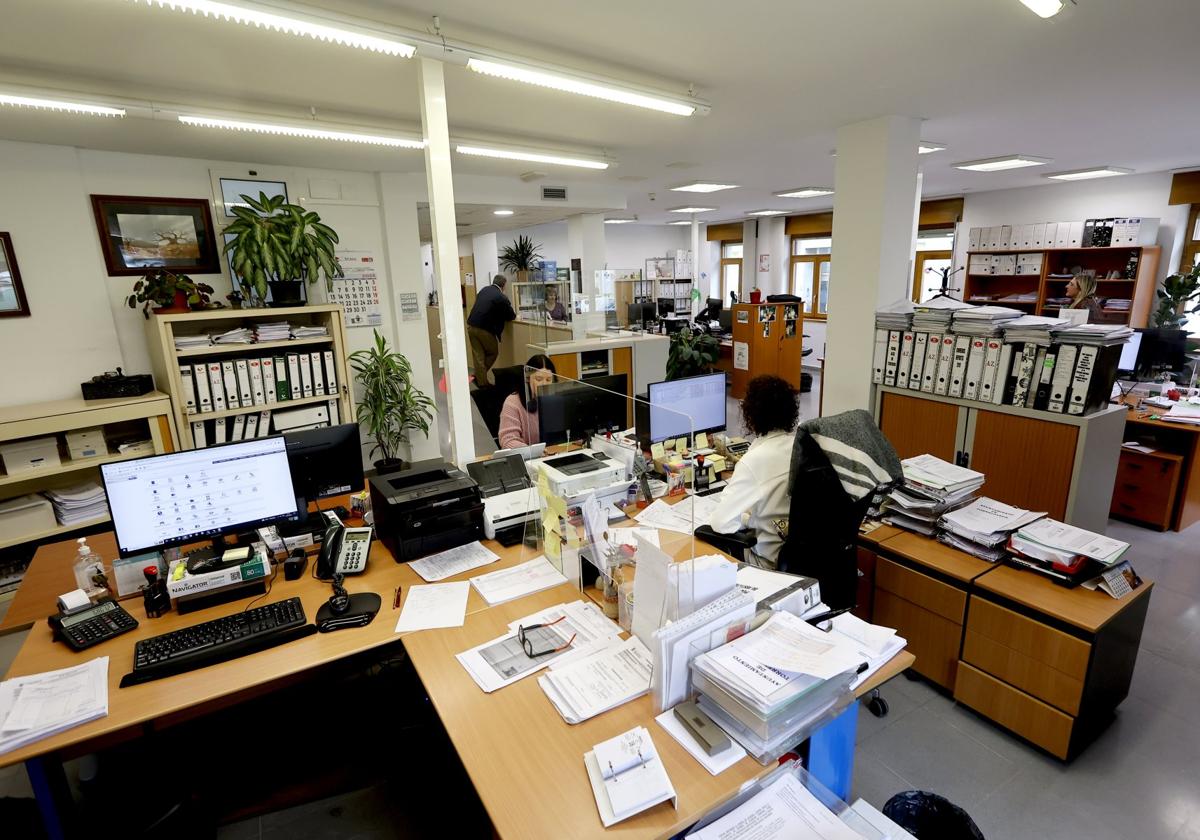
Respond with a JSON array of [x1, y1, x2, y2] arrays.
[[470, 364, 525, 445]]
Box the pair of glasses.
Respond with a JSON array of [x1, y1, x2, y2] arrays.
[[517, 614, 577, 658]]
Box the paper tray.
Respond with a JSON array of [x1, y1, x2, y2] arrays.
[[690, 644, 855, 720], [691, 666, 852, 741], [697, 687, 854, 766]]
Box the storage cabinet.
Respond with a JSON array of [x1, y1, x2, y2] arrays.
[[1109, 448, 1184, 531], [730, 303, 804, 399]]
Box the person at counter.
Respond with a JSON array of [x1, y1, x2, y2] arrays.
[[499, 355, 557, 448], [467, 275, 516, 386], [1066, 273, 1103, 322], [542, 285, 568, 322], [707, 374, 797, 567]]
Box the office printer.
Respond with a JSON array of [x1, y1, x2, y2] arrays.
[[528, 450, 626, 498], [369, 459, 484, 562], [467, 455, 540, 546]]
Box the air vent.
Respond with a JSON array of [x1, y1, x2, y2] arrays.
[[541, 186, 568, 201]]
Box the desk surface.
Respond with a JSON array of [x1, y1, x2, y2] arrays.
[[974, 564, 1154, 633], [1119, 396, 1200, 435], [876, 531, 995, 583]]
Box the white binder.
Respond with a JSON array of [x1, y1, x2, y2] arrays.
[[247, 358, 266, 405], [260, 358, 277, 404], [949, 335, 971, 398], [310, 351, 326, 396], [920, 333, 942, 393], [207, 363, 226, 412], [192, 363, 213, 413], [191, 420, 207, 449], [872, 329, 888, 384], [979, 339, 1003, 402], [909, 333, 928, 391], [286, 354, 302, 400], [1047, 344, 1079, 413], [222, 361, 240, 409], [933, 335, 956, 395], [963, 339, 986, 400], [993, 343, 1015, 405], [244, 412, 259, 439], [229, 414, 246, 442], [258, 410, 272, 437], [299, 354, 314, 398], [212, 417, 227, 444], [179, 366, 197, 415], [323, 350, 338, 393], [896, 331, 916, 389], [884, 330, 901, 386], [234, 359, 253, 407], [327, 398, 340, 425], [1067, 345, 1099, 415]]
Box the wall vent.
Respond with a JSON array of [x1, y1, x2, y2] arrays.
[[541, 186, 568, 201]]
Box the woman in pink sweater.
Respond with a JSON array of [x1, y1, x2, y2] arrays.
[[498, 355, 557, 449]]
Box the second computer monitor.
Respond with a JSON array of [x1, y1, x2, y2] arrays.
[[538, 374, 628, 445], [647, 372, 727, 444], [283, 423, 365, 508]]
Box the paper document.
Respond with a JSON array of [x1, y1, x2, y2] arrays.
[[828, 613, 896, 657], [539, 636, 653, 723], [655, 708, 747, 776], [611, 526, 661, 549], [635, 495, 724, 535], [687, 773, 863, 840], [736, 612, 865, 679], [409, 541, 500, 582], [469, 556, 568, 606], [394, 582, 469, 632], [942, 497, 1044, 536], [1017, 518, 1128, 564], [0, 658, 109, 755]]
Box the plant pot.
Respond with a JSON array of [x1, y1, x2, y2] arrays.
[[268, 280, 306, 308], [515, 270, 531, 283], [373, 457, 404, 473], [749, 289, 763, 304], [153, 290, 191, 315]]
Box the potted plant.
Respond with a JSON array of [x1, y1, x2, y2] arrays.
[[666, 327, 720, 380], [498, 235, 543, 282], [223, 191, 343, 307], [1152, 262, 1200, 328], [349, 329, 435, 471], [126, 269, 213, 319]]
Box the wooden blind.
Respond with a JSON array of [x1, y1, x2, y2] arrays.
[[785, 212, 835, 237], [784, 198, 963, 237], [706, 222, 743, 242], [1169, 171, 1200, 205]]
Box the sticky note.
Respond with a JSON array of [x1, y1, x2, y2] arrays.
[[543, 510, 561, 534], [548, 494, 568, 517], [545, 536, 562, 560], [537, 469, 549, 489], [696, 432, 709, 449], [566, 527, 582, 547], [650, 442, 665, 460]]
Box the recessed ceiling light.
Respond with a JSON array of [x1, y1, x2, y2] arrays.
[[454, 144, 610, 170], [774, 188, 833, 199], [667, 220, 693, 225], [953, 155, 1052, 172], [746, 209, 786, 216], [604, 217, 637, 224], [1045, 166, 1133, 181], [0, 91, 125, 117], [919, 142, 947, 154], [178, 114, 425, 147], [1017, 0, 1064, 18], [667, 206, 716, 213], [670, 181, 738, 193], [493, 209, 514, 216]]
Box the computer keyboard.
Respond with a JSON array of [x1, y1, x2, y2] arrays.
[[120, 597, 316, 687]]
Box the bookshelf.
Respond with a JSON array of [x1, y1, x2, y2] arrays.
[[963, 245, 1160, 327], [143, 305, 353, 450]]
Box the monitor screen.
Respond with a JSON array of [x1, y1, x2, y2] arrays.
[[284, 423, 364, 503], [1137, 327, 1188, 375], [538, 374, 628, 445], [1118, 331, 1143, 374], [647, 372, 727, 443], [100, 436, 299, 557]]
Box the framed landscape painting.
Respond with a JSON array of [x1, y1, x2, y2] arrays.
[[91, 195, 220, 276]]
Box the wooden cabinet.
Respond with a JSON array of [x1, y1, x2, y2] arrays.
[[874, 387, 1127, 532], [730, 303, 803, 398], [1109, 448, 1183, 530]]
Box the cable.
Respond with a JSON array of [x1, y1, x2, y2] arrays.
[[243, 560, 279, 611]]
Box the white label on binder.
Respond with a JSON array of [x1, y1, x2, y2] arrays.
[[179, 366, 197, 415], [949, 335, 971, 398], [896, 331, 916, 389], [909, 333, 928, 391]]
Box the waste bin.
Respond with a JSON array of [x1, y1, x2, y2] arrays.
[[883, 790, 985, 839]]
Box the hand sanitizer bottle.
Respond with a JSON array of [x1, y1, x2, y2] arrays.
[[73, 537, 111, 598]]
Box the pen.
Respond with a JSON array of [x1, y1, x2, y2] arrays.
[[392, 585, 402, 609], [804, 606, 852, 626]]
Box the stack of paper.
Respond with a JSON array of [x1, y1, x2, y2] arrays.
[[1055, 323, 1133, 345], [253, 321, 291, 342], [1104, 298, 1132, 313], [912, 296, 972, 332], [882, 454, 983, 535], [42, 481, 107, 526], [939, 497, 1045, 561], [539, 636, 653, 724], [634, 494, 723, 535], [828, 613, 907, 690], [687, 773, 866, 840], [1160, 401, 1200, 426], [409, 541, 500, 582], [1008, 518, 1129, 585], [212, 327, 253, 344], [291, 324, 328, 339], [650, 588, 757, 710], [951, 305, 1024, 336], [0, 658, 109, 756], [173, 334, 212, 350], [469, 556, 568, 606], [875, 298, 914, 331], [1003, 315, 1070, 346]]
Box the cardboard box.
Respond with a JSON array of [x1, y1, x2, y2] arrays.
[[0, 436, 61, 473], [166, 553, 271, 600], [0, 494, 57, 540], [66, 427, 107, 460]]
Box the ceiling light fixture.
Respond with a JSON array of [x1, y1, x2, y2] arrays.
[[1045, 166, 1133, 181], [919, 142, 947, 154], [746, 209, 786, 217], [604, 217, 637, 224], [178, 114, 425, 147], [493, 209, 514, 216], [1017, 0, 1065, 19], [953, 155, 1052, 172], [0, 91, 125, 117], [774, 188, 833, 199], [131, 0, 416, 56], [454, 144, 610, 170], [667, 220, 693, 226], [464, 57, 704, 116], [670, 181, 738, 193], [667, 206, 716, 214]]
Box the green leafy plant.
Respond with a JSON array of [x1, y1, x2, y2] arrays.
[[125, 269, 213, 319], [666, 327, 720, 380], [498, 235, 543, 274], [223, 191, 343, 301], [1152, 262, 1200, 328], [349, 330, 434, 466]]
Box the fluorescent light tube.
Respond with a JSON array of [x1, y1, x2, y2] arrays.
[[604, 218, 637, 224], [1017, 0, 1064, 18], [918, 142, 947, 154], [667, 220, 692, 225], [454, 144, 610, 170], [953, 155, 1052, 172], [667, 206, 716, 214], [746, 209, 786, 216], [670, 181, 738, 193], [774, 188, 833, 199], [178, 115, 425, 147], [1045, 167, 1133, 181], [132, 0, 416, 56], [466, 57, 699, 116], [493, 209, 514, 216], [0, 92, 124, 117]]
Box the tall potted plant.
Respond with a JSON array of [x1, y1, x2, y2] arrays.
[[1152, 263, 1200, 328], [223, 191, 343, 307], [666, 327, 720, 380], [498, 235, 543, 282], [349, 330, 435, 471], [126, 269, 213, 319]]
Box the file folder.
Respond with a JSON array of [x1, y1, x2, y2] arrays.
[[909, 333, 928, 391], [222, 361, 240, 410], [1047, 344, 1078, 413], [192, 363, 212, 413], [207, 363, 226, 412], [179, 366, 197, 415], [949, 335, 971, 398]]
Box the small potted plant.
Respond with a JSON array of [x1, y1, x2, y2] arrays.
[[666, 326, 720, 380], [1152, 263, 1200, 328], [350, 329, 435, 472], [225, 290, 245, 310], [499, 234, 543, 282], [126, 269, 213, 319]]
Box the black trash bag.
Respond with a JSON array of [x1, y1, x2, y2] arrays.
[[882, 790, 985, 840]]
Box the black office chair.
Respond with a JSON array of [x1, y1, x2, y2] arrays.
[[470, 364, 526, 445]]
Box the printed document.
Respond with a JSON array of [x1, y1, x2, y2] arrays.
[[942, 497, 1044, 536], [394, 582, 469, 633], [539, 636, 653, 723], [469, 556, 568, 606], [409, 541, 500, 582], [687, 773, 863, 840], [0, 658, 109, 755], [1017, 518, 1128, 564], [736, 612, 865, 679], [635, 494, 724, 535]]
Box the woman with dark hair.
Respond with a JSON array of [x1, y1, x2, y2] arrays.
[[498, 354, 557, 448], [708, 374, 798, 567]]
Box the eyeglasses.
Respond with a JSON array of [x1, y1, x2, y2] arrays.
[[517, 614, 577, 658]]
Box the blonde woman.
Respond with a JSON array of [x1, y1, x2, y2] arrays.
[[1066, 274, 1103, 322]]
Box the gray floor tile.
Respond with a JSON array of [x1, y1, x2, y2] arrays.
[[849, 756, 911, 809], [970, 771, 1132, 840], [854, 678, 929, 746]]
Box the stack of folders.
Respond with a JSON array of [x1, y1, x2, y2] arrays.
[[939, 497, 1044, 562], [650, 589, 757, 711], [1007, 518, 1130, 587], [253, 321, 291, 341], [880, 454, 984, 536], [1160, 401, 1200, 426], [871, 300, 913, 385], [291, 324, 328, 339], [173, 334, 212, 350], [689, 612, 864, 765], [212, 327, 253, 344], [43, 482, 108, 526]]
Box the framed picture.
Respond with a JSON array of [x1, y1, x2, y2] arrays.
[[91, 195, 220, 276], [0, 233, 30, 318]]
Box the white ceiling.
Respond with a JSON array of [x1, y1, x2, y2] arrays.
[[416, 203, 610, 241], [1, 0, 1198, 225]]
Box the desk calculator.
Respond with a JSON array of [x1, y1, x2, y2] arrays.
[[50, 599, 139, 651]]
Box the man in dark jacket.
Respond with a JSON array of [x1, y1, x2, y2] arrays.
[[466, 275, 516, 386]]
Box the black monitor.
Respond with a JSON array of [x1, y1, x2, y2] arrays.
[[283, 423, 364, 513], [701, 297, 723, 321], [657, 299, 675, 317], [718, 310, 733, 332], [100, 436, 300, 559], [1117, 331, 1143, 377], [627, 301, 655, 329], [645, 372, 727, 444], [1137, 328, 1188, 377], [538, 374, 628, 445]]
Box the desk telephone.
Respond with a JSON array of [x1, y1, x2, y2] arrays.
[[315, 522, 373, 579]]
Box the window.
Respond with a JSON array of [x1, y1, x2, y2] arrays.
[[720, 241, 743, 302], [789, 236, 831, 319], [1182, 205, 1200, 335]]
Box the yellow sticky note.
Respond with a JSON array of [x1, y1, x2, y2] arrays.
[[566, 527, 582, 547], [542, 510, 560, 534], [548, 494, 568, 517], [696, 432, 709, 449], [545, 535, 562, 560], [537, 469, 549, 489], [650, 442, 665, 460]]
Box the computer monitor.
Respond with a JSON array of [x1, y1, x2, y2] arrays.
[[627, 301, 655, 329], [1136, 328, 1189, 377], [701, 297, 723, 321], [283, 423, 364, 513], [537, 374, 628, 445], [1117, 331, 1143, 377], [646, 372, 727, 444], [718, 310, 733, 333], [657, 299, 675, 317], [100, 436, 299, 559]]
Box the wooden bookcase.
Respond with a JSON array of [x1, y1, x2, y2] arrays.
[[730, 302, 804, 398], [143, 305, 353, 450], [963, 245, 1160, 327]]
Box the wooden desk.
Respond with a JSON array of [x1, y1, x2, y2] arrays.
[[1119, 398, 1200, 531]]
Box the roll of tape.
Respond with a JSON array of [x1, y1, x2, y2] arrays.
[[57, 588, 91, 612]]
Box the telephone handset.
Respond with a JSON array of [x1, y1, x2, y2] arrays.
[[315, 523, 373, 579]]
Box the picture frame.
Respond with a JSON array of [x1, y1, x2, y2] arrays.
[[0, 232, 30, 318], [91, 195, 220, 276]]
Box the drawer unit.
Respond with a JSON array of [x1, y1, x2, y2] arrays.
[[1110, 449, 1183, 530], [876, 558, 967, 624], [875, 588, 963, 689], [962, 630, 1085, 714], [954, 662, 1074, 759], [966, 598, 1090, 680]]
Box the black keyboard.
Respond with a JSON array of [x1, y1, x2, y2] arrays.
[[120, 597, 316, 687]]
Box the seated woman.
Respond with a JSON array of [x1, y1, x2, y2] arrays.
[[498, 355, 557, 449], [542, 285, 568, 322], [1066, 274, 1103, 322], [707, 375, 798, 567]]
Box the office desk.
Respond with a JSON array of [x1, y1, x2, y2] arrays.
[[1118, 399, 1200, 531]]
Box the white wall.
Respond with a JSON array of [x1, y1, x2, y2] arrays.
[[605, 225, 689, 270]]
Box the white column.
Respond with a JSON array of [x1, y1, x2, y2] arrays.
[[824, 115, 921, 415], [690, 220, 702, 315], [418, 57, 474, 466], [757, 217, 787, 295], [907, 171, 924, 302], [567, 213, 605, 297], [472, 232, 499, 290], [740, 220, 758, 299]]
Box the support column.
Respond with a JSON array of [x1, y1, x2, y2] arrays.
[[471, 232, 499, 291], [691, 220, 702, 315], [568, 213, 605, 297], [824, 115, 921, 415], [418, 57, 474, 466], [740, 220, 758, 300]]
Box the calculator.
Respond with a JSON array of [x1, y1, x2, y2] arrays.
[[50, 599, 139, 651]]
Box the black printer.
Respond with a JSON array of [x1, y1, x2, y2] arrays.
[[369, 459, 485, 562]]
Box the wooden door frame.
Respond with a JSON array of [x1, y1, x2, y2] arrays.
[[913, 250, 954, 302]]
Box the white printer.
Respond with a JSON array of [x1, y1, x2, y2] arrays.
[[529, 450, 626, 499]]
